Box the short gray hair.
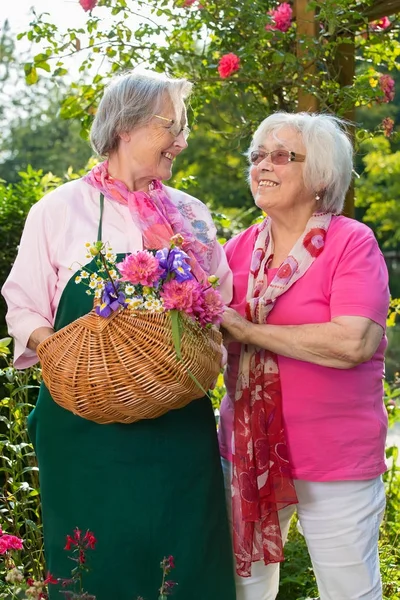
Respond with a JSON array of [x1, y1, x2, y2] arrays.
[[90, 69, 193, 156], [248, 112, 353, 214]]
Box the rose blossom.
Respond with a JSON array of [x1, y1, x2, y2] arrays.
[[382, 117, 394, 137], [266, 2, 293, 33], [379, 74, 395, 103], [79, 0, 98, 11], [218, 53, 240, 79], [371, 17, 390, 31]]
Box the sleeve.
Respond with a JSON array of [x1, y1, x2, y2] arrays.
[[1, 199, 59, 369], [330, 224, 390, 329]]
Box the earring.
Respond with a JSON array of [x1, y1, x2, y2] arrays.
[[315, 192, 321, 201]]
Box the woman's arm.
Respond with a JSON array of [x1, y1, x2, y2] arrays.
[[222, 308, 383, 369]]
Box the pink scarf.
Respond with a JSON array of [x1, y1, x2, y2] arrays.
[[83, 161, 211, 283], [232, 211, 332, 577]]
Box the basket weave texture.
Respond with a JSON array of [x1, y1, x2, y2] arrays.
[[37, 308, 222, 424]]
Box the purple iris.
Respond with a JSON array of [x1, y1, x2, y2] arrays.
[[96, 281, 127, 318], [155, 248, 193, 282]]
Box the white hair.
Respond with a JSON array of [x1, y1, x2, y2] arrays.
[[248, 112, 353, 214], [90, 69, 193, 157]]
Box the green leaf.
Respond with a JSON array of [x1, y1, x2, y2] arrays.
[[170, 309, 182, 360]]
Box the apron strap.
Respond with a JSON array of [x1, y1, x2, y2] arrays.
[[97, 193, 104, 242]]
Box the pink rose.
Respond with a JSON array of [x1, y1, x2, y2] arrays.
[[218, 53, 240, 79], [266, 2, 293, 33], [79, 0, 98, 12]]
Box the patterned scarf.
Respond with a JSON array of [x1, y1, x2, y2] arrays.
[[83, 161, 211, 283], [232, 211, 332, 577]]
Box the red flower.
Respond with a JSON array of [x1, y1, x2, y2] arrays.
[[378, 74, 395, 103], [382, 117, 394, 137], [266, 2, 293, 33], [218, 53, 240, 79], [83, 530, 97, 549], [44, 572, 58, 585], [79, 0, 98, 12]]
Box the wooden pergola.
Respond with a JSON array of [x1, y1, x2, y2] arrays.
[[294, 0, 400, 216]]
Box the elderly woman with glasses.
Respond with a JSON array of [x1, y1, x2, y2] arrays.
[[2, 70, 236, 600], [219, 112, 389, 600]]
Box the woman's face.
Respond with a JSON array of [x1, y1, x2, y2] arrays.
[[117, 97, 188, 188], [249, 127, 316, 218]]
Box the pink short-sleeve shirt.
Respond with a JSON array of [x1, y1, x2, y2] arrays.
[[219, 216, 390, 481]]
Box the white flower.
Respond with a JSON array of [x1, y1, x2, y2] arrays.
[[6, 568, 24, 583], [125, 285, 135, 296], [89, 280, 97, 290], [126, 297, 144, 310], [109, 269, 117, 279], [90, 273, 97, 280], [75, 276, 82, 284], [80, 270, 89, 279], [152, 299, 164, 313], [86, 290, 92, 296], [94, 289, 102, 299]]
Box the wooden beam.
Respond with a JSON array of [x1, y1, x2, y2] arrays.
[[336, 35, 355, 218], [294, 0, 319, 112], [364, 0, 400, 21]]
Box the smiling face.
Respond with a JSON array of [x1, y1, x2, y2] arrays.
[[250, 127, 317, 219], [115, 95, 188, 191]]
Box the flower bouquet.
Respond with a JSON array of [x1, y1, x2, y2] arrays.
[[37, 235, 224, 424]]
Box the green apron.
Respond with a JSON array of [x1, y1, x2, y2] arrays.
[[27, 195, 236, 600]]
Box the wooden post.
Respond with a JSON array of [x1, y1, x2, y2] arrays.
[[294, 0, 318, 112], [336, 36, 355, 218]]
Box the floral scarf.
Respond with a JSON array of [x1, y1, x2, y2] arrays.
[[83, 161, 211, 283], [232, 211, 332, 577]]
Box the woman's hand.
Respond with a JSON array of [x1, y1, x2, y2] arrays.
[[221, 307, 252, 345], [27, 327, 55, 353]]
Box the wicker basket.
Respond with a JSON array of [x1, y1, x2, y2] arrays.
[[37, 308, 222, 424]]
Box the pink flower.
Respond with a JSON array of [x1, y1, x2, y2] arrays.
[[117, 251, 163, 286], [218, 53, 240, 79], [0, 534, 24, 553], [79, 0, 98, 11], [371, 17, 390, 31], [266, 2, 293, 33], [379, 74, 395, 103], [382, 117, 394, 137], [183, 0, 196, 5], [160, 279, 202, 315], [195, 288, 224, 327]]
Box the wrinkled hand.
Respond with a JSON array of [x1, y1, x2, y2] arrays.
[[221, 307, 251, 345]]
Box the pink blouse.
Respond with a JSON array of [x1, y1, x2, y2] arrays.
[[2, 178, 232, 369], [219, 216, 390, 481]]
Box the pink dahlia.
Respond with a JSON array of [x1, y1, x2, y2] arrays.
[[266, 2, 293, 33], [195, 288, 224, 327], [160, 279, 202, 315], [117, 251, 163, 286], [79, 0, 98, 11], [218, 53, 240, 79], [379, 74, 395, 103]]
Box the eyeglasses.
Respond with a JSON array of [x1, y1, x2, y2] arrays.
[[250, 149, 306, 166], [153, 114, 191, 141]]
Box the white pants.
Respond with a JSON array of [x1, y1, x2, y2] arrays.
[[221, 458, 386, 600]]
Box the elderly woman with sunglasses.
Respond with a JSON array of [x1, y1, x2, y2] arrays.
[[2, 70, 236, 600], [219, 112, 389, 600]]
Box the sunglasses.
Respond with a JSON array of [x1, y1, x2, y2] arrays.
[[250, 149, 306, 166], [153, 114, 191, 141]]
